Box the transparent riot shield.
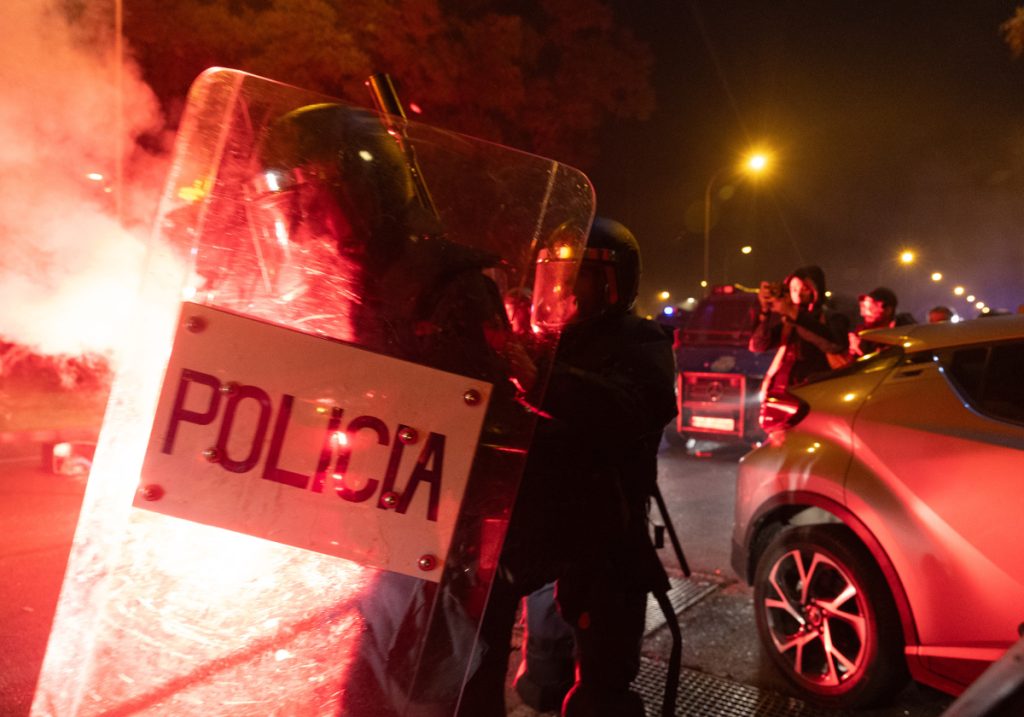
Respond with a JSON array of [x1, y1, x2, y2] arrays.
[[32, 68, 594, 717]]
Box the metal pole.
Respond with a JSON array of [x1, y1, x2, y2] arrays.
[[114, 0, 123, 225], [653, 483, 690, 578], [703, 176, 712, 289], [365, 73, 440, 222], [702, 166, 725, 290]]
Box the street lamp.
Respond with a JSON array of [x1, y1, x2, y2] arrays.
[[703, 151, 771, 288]]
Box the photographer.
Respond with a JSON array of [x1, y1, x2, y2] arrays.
[[750, 265, 849, 399]]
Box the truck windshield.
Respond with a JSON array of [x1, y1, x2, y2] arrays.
[[680, 297, 758, 347]]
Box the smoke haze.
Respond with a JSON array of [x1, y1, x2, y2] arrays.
[[1, 1, 165, 359]]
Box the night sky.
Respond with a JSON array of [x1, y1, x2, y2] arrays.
[[592, 1, 1024, 319]]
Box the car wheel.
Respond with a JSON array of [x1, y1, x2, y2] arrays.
[[752, 524, 908, 708]]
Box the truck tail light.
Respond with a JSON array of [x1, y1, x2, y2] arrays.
[[758, 394, 809, 433]]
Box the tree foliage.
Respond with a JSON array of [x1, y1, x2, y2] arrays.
[[1002, 6, 1024, 60], [121, 0, 654, 169]]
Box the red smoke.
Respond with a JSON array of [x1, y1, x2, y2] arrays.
[[0, 2, 167, 368]]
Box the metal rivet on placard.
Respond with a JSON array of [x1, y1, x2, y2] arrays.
[[398, 427, 418, 444], [463, 389, 482, 406], [140, 484, 164, 501], [219, 381, 239, 396], [381, 492, 400, 508], [202, 447, 220, 463], [185, 316, 206, 333], [418, 554, 437, 571]]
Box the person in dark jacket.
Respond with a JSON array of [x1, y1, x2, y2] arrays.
[[750, 265, 849, 398], [457, 217, 678, 717], [849, 286, 916, 357]]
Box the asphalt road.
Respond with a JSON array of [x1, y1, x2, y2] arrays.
[[0, 445, 84, 717], [0, 437, 956, 716]]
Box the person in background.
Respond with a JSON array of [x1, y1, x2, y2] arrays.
[[848, 287, 915, 358], [928, 305, 954, 323], [750, 265, 849, 398]]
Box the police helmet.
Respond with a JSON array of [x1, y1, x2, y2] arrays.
[[530, 216, 641, 331], [583, 216, 641, 313], [248, 103, 430, 271]]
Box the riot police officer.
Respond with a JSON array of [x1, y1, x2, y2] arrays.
[[458, 217, 678, 717], [246, 102, 522, 386], [247, 101, 543, 717]]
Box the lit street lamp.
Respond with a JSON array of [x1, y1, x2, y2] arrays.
[[703, 151, 771, 288]]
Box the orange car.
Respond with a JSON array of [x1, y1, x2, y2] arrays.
[[732, 315, 1024, 707]]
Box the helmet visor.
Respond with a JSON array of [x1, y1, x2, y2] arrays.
[[531, 251, 579, 332]]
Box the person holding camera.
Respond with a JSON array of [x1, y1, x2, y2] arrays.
[[749, 265, 850, 399]]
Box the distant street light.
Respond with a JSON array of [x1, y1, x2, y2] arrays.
[[954, 286, 965, 296], [899, 250, 916, 264], [747, 154, 768, 172], [931, 272, 943, 282], [703, 150, 771, 288], [658, 290, 671, 301], [741, 245, 753, 254]]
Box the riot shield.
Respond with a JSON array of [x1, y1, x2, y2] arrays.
[[32, 68, 594, 716]]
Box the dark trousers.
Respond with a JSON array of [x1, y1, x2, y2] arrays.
[[514, 583, 575, 711], [457, 568, 647, 717]]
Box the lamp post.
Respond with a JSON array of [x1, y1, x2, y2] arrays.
[[702, 166, 726, 289], [702, 152, 771, 289]]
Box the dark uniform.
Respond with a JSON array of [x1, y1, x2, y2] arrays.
[[458, 218, 678, 717]]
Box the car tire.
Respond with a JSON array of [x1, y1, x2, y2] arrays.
[[752, 524, 908, 708]]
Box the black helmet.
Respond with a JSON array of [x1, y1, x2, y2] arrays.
[[583, 216, 641, 313], [248, 103, 432, 272], [530, 216, 641, 331]]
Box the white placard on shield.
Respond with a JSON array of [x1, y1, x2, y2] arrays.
[[135, 303, 492, 582]]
